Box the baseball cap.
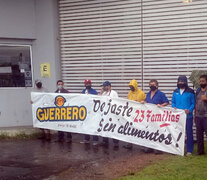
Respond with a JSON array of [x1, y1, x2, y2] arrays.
[[84, 79, 91, 84], [102, 81, 111, 87]]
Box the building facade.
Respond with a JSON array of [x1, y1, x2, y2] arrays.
[[0, 0, 60, 127], [1, 0, 207, 127]]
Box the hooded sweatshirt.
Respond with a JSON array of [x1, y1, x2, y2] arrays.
[[172, 75, 195, 119], [127, 79, 146, 102]]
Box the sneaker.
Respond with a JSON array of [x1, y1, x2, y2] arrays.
[[144, 148, 153, 153], [195, 152, 205, 156], [80, 140, 90, 144], [154, 150, 163, 154], [67, 138, 72, 143], [123, 144, 132, 150], [186, 152, 192, 156], [55, 138, 64, 143], [99, 142, 109, 147], [92, 142, 99, 146]]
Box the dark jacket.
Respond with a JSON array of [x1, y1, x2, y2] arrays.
[[82, 88, 98, 95], [55, 88, 69, 93]]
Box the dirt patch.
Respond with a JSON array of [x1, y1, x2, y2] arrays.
[[56, 148, 168, 180], [101, 153, 167, 180]]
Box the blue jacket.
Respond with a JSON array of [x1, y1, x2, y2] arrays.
[[146, 89, 169, 105], [82, 88, 98, 95], [172, 87, 195, 119]]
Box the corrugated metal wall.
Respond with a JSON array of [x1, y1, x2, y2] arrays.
[[59, 0, 142, 97], [142, 0, 207, 100], [58, 0, 207, 100]]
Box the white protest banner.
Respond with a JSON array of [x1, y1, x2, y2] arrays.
[[32, 92, 186, 156]]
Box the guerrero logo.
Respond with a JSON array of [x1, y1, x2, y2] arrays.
[[36, 95, 87, 122], [55, 96, 66, 107]]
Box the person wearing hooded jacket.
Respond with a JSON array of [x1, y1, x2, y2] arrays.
[[127, 79, 146, 102], [172, 75, 195, 156], [123, 79, 146, 149]]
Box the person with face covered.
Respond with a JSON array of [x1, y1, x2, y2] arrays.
[[55, 80, 72, 143], [172, 75, 195, 156], [195, 75, 207, 155], [123, 79, 146, 149], [144, 79, 169, 153], [31, 80, 50, 141], [146, 79, 169, 107], [80, 79, 99, 145], [127, 79, 146, 103], [82, 79, 98, 95]]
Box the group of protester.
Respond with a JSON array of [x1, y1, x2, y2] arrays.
[[32, 74, 207, 156]]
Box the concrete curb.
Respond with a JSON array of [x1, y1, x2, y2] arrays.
[[0, 126, 40, 137]]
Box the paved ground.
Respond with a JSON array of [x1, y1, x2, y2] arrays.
[[0, 134, 166, 180]]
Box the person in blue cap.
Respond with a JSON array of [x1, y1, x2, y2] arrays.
[[99, 80, 119, 148], [99, 80, 118, 98], [172, 75, 195, 156]]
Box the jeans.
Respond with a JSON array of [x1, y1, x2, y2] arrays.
[[186, 117, 194, 153], [58, 131, 72, 140], [196, 116, 207, 154], [84, 134, 98, 141], [103, 137, 119, 144]]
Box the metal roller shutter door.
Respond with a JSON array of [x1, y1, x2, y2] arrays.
[[142, 0, 207, 100], [142, 0, 207, 140], [59, 0, 207, 101], [59, 0, 142, 97]]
